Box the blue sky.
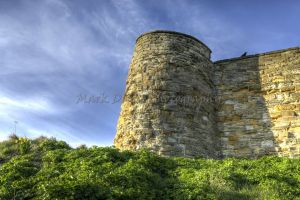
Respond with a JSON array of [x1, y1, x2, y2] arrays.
[[0, 0, 299, 146]]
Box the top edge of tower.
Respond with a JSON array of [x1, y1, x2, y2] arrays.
[[136, 30, 212, 54]]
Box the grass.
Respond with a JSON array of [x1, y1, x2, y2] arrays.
[[0, 135, 300, 199]]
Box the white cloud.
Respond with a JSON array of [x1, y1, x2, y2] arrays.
[[0, 96, 53, 113]]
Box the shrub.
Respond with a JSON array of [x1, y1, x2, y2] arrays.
[[16, 137, 31, 155]]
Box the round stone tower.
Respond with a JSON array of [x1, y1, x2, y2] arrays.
[[114, 30, 220, 157]]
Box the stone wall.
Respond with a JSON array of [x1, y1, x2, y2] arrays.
[[114, 31, 221, 157], [114, 30, 300, 158], [215, 48, 300, 158]]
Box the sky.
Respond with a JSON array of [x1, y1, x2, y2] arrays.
[[0, 0, 299, 147]]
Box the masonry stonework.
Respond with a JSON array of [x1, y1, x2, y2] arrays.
[[114, 30, 300, 158]]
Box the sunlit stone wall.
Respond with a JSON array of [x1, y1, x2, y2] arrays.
[[114, 31, 221, 157]]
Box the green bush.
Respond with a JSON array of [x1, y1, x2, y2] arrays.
[[0, 134, 19, 164], [1, 137, 300, 199], [16, 137, 31, 155]]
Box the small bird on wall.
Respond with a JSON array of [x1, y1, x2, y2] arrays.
[[241, 52, 247, 57]]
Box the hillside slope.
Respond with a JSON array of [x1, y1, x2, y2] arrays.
[[0, 135, 300, 199]]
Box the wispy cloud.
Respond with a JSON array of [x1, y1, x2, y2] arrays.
[[0, 96, 52, 113], [0, 0, 148, 146]]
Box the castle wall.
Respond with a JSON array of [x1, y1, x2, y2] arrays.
[[114, 31, 221, 157], [115, 30, 300, 158], [215, 47, 300, 158]]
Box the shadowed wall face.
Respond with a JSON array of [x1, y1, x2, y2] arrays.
[[214, 57, 274, 157], [114, 31, 221, 157], [215, 48, 300, 158]]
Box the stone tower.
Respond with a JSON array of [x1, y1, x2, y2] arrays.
[[115, 30, 300, 158], [114, 30, 221, 157]]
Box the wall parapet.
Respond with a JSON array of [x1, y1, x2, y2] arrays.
[[215, 46, 300, 64]]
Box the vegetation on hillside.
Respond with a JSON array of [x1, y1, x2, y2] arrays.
[[0, 135, 300, 200]]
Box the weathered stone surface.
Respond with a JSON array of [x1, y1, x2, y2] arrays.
[[215, 46, 300, 158], [114, 30, 300, 158]]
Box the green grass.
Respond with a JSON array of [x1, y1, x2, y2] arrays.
[[0, 135, 300, 199]]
